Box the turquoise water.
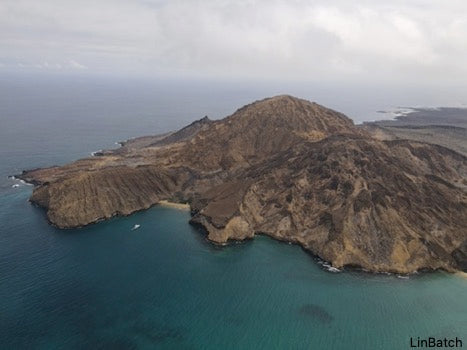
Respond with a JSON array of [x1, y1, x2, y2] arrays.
[[1, 188, 466, 349], [0, 74, 466, 349]]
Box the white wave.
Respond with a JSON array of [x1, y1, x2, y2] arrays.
[[19, 179, 33, 186], [390, 107, 415, 118], [327, 266, 341, 273], [91, 150, 102, 156], [319, 260, 341, 273], [8, 175, 33, 186]]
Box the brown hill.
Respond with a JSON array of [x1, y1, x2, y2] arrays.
[[19, 95, 467, 273], [190, 135, 467, 273], [179, 95, 358, 170]]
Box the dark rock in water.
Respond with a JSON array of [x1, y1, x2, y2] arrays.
[[451, 241, 467, 271], [18, 95, 467, 274], [299, 304, 334, 323]]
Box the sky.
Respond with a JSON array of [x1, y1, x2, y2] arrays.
[[1, 0, 467, 85]]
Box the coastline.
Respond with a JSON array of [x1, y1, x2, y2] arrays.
[[158, 200, 190, 210], [13, 97, 467, 274], [8, 175, 33, 186], [11, 173, 466, 276]]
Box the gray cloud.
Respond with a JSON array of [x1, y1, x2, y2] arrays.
[[1, 0, 466, 84]]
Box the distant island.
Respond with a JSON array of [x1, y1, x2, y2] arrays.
[[18, 96, 467, 274], [364, 107, 467, 157]]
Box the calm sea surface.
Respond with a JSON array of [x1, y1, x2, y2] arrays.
[[0, 73, 466, 349]]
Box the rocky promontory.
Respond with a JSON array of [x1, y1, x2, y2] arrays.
[[19, 96, 467, 273]]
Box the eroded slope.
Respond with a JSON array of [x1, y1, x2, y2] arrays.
[[19, 95, 467, 273]]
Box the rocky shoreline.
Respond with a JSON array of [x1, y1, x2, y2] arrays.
[[18, 96, 467, 274]]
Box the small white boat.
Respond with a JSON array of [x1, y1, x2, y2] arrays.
[[131, 224, 141, 231], [12, 184, 20, 188]]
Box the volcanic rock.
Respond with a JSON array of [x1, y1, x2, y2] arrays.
[[19, 95, 467, 273]]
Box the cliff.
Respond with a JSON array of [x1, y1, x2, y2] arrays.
[[19, 95, 467, 273]]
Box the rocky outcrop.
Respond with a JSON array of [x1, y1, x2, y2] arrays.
[[30, 165, 187, 227], [190, 135, 467, 273], [19, 95, 467, 273]]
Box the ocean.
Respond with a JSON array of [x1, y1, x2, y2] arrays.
[[0, 72, 466, 349]]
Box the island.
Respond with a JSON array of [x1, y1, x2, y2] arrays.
[[18, 96, 467, 274]]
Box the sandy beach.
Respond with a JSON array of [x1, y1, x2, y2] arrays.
[[158, 200, 190, 210]]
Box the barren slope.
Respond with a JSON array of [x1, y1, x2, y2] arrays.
[[19, 95, 467, 273]]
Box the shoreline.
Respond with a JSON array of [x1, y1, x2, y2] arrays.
[[8, 175, 33, 186], [158, 200, 190, 210]]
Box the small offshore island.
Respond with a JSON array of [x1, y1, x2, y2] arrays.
[[18, 96, 467, 274]]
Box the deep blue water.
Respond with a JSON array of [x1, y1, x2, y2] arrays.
[[0, 73, 466, 349]]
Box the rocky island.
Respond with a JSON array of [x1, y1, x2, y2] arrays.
[[19, 96, 467, 274]]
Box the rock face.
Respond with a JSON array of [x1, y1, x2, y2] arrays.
[[19, 95, 467, 273]]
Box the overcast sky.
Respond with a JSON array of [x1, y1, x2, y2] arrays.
[[1, 0, 467, 85]]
